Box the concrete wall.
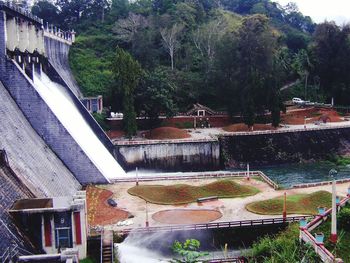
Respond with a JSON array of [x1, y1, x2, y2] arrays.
[[44, 36, 81, 97], [220, 127, 350, 168], [0, 10, 108, 185], [116, 141, 221, 172], [5, 15, 44, 54]]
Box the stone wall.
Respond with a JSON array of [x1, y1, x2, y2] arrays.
[[220, 127, 350, 168]]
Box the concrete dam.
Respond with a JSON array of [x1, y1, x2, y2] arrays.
[[0, 3, 126, 190]]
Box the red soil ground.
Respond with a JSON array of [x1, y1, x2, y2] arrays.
[[86, 186, 129, 226], [223, 123, 276, 132], [152, 209, 222, 224], [282, 108, 343, 125], [106, 130, 125, 139], [144, 127, 191, 140]]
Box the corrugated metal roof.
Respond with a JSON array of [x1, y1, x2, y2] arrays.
[[0, 165, 36, 255]]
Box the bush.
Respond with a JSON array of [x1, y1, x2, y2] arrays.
[[249, 224, 320, 262], [338, 207, 350, 231], [92, 112, 110, 131], [174, 121, 194, 129]]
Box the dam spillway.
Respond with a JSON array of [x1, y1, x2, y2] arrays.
[[32, 71, 125, 180], [0, 3, 127, 186]]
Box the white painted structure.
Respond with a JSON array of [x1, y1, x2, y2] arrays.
[[10, 191, 88, 259]]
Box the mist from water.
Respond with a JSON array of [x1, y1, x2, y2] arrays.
[[117, 232, 170, 263], [33, 71, 126, 180]]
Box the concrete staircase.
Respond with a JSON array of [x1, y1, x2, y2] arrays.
[[101, 230, 113, 263]]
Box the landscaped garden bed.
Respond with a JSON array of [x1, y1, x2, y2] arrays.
[[246, 191, 332, 215], [128, 179, 260, 205], [86, 186, 129, 226]]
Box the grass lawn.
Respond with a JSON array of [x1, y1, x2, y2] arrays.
[[128, 180, 260, 205], [246, 191, 332, 215], [249, 223, 320, 261]]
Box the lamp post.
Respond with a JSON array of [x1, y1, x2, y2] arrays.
[[329, 169, 338, 243], [145, 201, 149, 227], [283, 192, 287, 222], [246, 163, 250, 181], [136, 167, 139, 186]]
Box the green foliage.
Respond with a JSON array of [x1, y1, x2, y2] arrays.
[[170, 239, 209, 263], [326, 155, 350, 166], [112, 47, 143, 137], [249, 224, 320, 262], [31, 1, 60, 25], [246, 191, 332, 215], [172, 121, 193, 129], [128, 179, 260, 205], [69, 35, 116, 97], [80, 257, 96, 263], [42, 0, 350, 131], [137, 67, 177, 128], [311, 207, 350, 262], [338, 207, 350, 232], [92, 112, 110, 131]]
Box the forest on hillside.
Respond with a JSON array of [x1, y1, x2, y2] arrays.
[[31, 0, 350, 134]]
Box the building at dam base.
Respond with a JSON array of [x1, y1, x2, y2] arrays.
[[0, 2, 125, 261]]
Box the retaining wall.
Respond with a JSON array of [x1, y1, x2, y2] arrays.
[[220, 127, 350, 168], [115, 140, 220, 172]]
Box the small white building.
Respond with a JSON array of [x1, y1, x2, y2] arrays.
[[81, 96, 103, 114], [10, 192, 88, 259]]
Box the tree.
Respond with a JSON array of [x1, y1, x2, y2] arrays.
[[109, 0, 129, 20], [292, 49, 313, 100], [170, 239, 209, 263], [237, 15, 277, 127], [113, 13, 148, 49], [160, 23, 184, 70], [137, 67, 177, 129], [56, 0, 91, 29], [192, 18, 227, 72], [32, 0, 60, 25], [112, 47, 143, 137], [311, 22, 350, 105]]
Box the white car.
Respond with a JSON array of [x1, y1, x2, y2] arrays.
[[292, 98, 305, 105]]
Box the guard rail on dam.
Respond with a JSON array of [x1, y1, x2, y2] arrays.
[[0, 4, 125, 185]]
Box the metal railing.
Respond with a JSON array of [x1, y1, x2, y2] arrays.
[[299, 196, 350, 263], [225, 124, 350, 137], [114, 137, 218, 146], [293, 178, 350, 189], [119, 216, 312, 234], [300, 230, 335, 263], [0, 1, 43, 24], [111, 170, 279, 190]]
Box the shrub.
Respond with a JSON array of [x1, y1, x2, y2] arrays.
[[338, 207, 350, 231]]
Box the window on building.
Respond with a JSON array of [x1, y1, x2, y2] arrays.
[[55, 228, 72, 249]]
